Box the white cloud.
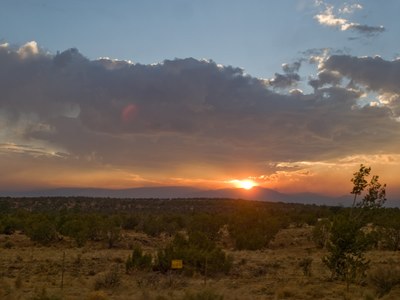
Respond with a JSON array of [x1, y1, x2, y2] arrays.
[[17, 41, 40, 59], [314, 1, 385, 37], [339, 3, 362, 14]]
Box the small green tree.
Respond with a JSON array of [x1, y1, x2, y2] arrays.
[[323, 214, 370, 286], [324, 165, 386, 288], [351, 164, 386, 214]]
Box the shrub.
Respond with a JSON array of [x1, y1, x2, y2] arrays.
[[60, 218, 89, 247], [126, 245, 153, 273], [228, 212, 283, 250], [188, 214, 223, 241], [103, 223, 121, 249], [323, 214, 370, 284], [94, 266, 121, 290], [122, 214, 139, 230], [27, 219, 58, 245], [154, 232, 232, 276], [312, 219, 331, 248]]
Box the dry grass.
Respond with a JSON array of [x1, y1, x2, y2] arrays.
[[1, 227, 399, 299]]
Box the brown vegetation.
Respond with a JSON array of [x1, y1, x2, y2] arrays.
[[0, 197, 400, 299]]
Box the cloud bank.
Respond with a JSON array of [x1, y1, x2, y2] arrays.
[[0, 42, 399, 191]]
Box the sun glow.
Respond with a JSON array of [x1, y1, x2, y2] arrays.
[[232, 179, 257, 190]]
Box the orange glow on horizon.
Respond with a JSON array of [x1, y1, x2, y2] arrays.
[[231, 179, 257, 190]]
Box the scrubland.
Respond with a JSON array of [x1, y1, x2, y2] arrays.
[[0, 198, 399, 300]]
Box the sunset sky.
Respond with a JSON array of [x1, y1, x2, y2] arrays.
[[1, 0, 400, 199]]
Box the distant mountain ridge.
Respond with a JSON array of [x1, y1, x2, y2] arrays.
[[0, 186, 354, 206]]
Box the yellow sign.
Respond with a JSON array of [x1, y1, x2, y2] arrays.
[[171, 259, 183, 269]]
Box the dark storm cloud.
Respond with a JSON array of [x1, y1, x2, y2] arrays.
[[1, 43, 400, 174]]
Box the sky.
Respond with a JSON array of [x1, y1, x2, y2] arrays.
[[1, 0, 400, 200]]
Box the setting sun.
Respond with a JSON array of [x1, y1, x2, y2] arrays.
[[232, 179, 257, 190]]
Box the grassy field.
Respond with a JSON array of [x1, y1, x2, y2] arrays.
[[1, 226, 400, 299], [0, 198, 400, 299]]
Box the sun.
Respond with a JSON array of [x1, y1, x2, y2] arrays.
[[231, 179, 256, 190]]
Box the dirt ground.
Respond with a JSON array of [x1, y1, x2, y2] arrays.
[[1, 226, 399, 300]]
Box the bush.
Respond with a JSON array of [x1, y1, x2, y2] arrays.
[[228, 211, 284, 250], [59, 218, 89, 247], [188, 214, 223, 241], [323, 214, 370, 285], [121, 214, 139, 230], [126, 245, 153, 273], [27, 219, 58, 245], [312, 219, 331, 248], [103, 223, 121, 249], [94, 266, 121, 290], [154, 232, 232, 276]]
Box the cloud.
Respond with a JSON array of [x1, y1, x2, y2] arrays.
[[314, 1, 385, 37], [320, 54, 400, 119], [338, 3, 363, 14], [309, 70, 342, 89], [322, 55, 400, 94], [267, 72, 300, 89], [0, 42, 400, 187], [267, 61, 302, 89]]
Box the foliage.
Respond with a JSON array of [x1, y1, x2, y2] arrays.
[[126, 245, 153, 273], [2, 216, 17, 234], [373, 209, 400, 251], [312, 218, 331, 248], [59, 218, 89, 247], [228, 209, 285, 250], [103, 221, 121, 249], [121, 214, 139, 230], [188, 213, 224, 241], [154, 231, 232, 276], [139, 215, 168, 237], [26, 217, 58, 245], [351, 164, 386, 213], [323, 214, 370, 284], [323, 165, 387, 288]]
